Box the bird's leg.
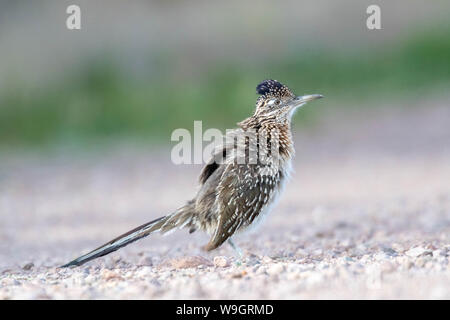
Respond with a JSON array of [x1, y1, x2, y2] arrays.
[[228, 239, 243, 265], [228, 239, 242, 257]]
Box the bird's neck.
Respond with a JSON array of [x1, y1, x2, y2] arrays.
[[238, 116, 295, 161]]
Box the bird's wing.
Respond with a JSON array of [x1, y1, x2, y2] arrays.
[[198, 148, 226, 185], [198, 128, 242, 185], [204, 163, 276, 251]]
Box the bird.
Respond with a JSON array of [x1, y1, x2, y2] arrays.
[[61, 79, 323, 267]]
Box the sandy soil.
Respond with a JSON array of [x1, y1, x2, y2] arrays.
[[1, 103, 449, 299]]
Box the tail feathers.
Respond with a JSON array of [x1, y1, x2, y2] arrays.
[[61, 203, 195, 268], [60, 216, 166, 268]]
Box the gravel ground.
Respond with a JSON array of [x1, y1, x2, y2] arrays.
[[1, 103, 449, 299]]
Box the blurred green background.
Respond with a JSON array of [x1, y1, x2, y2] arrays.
[[0, 0, 449, 150]]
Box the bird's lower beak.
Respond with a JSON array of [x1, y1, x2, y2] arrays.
[[294, 94, 324, 105]]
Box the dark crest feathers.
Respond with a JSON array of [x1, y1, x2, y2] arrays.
[[256, 79, 293, 98]]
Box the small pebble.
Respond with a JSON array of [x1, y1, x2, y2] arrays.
[[405, 247, 432, 258], [231, 270, 247, 279], [432, 250, 444, 258], [23, 263, 34, 271], [160, 256, 213, 269], [213, 256, 229, 268], [382, 247, 398, 256], [262, 256, 274, 264], [267, 264, 285, 275], [416, 257, 427, 268], [101, 269, 122, 281]]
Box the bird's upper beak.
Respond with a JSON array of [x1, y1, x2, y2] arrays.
[[293, 94, 324, 107]]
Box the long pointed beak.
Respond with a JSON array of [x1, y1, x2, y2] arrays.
[[294, 94, 324, 105]]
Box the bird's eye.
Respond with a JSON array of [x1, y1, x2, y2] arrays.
[[274, 99, 281, 105]]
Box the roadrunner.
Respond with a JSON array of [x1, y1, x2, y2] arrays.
[[61, 79, 323, 267]]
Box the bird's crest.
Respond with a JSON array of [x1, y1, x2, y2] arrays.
[[256, 79, 294, 99]]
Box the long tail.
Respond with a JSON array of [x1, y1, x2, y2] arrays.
[[60, 202, 194, 268]]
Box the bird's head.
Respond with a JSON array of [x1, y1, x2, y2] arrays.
[[254, 79, 323, 122]]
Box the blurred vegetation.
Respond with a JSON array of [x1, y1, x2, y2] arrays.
[[1, 27, 449, 149]]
